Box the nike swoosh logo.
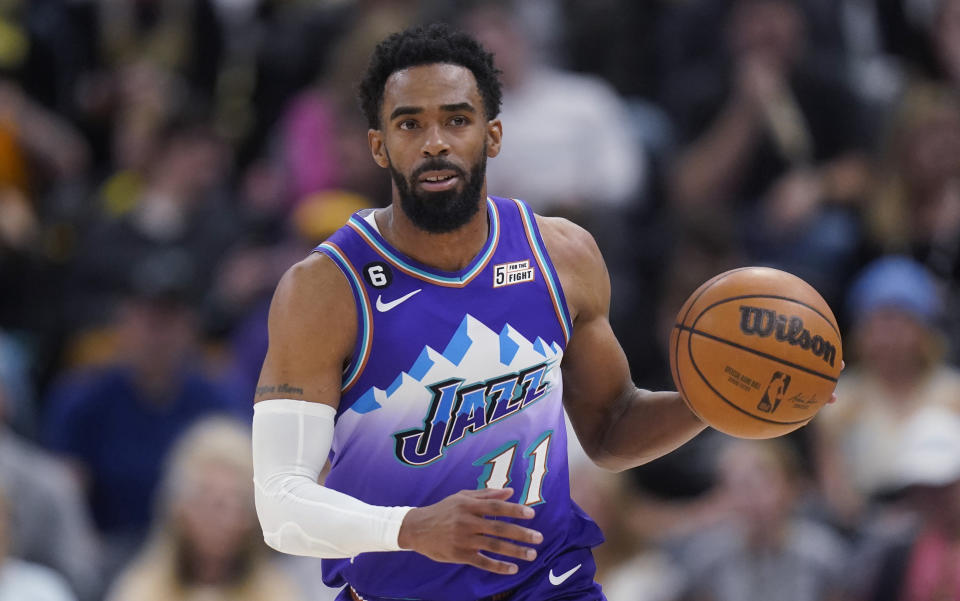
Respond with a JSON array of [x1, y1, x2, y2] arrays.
[[375, 289, 422, 312], [548, 563, 582, 586]]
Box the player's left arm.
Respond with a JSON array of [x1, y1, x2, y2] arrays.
[[538, 216, 706, 472]]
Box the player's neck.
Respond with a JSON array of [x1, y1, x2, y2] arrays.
[[377, 196, 490, 272]]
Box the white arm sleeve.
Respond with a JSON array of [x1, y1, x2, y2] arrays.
[[252, 398, 413, 558]]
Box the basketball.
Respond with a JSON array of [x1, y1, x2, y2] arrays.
[[669, 267, 843, 439]]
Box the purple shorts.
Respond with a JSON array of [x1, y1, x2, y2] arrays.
[[337, 546, 605, 601]]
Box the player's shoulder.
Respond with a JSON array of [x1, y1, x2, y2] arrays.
[[278, 251, 347, 295], [534, 214, 608, 320], [534, 214, 603, 271], [270, 251, 355, 324]]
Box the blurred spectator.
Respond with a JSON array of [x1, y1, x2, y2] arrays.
[[0, 79, 89, 351], [0, 0, 86, 114], [0, 186, 36, 258], [0, 485, 77, 601], [569, 465, 685, 601], [215, 189, 372, 412], [815, 256, 960, 526], [203, 160, 298, 335], [88, 0, 223, 100], [560, 1, 670, 99], [279, 2, 410, 208], [567, 410, 726, 590], [932, 0, 960, 87], [0, 184, 41, 345], [97, 63, 188, 205], [0, 80, 90, 188], [838, 0, 906, 118], [867, 83, 960, 354], [878, 0, 960, 87], [459, 1, 645, 224], [856, 406, 960, 601], [0, 332, 35, 438], [0, 368, 101, 601], [0, 79, 88, 316], [280, 89, 345, 205], [43, 256, 234, 577], [105, 417, 304, 601], [665, 0, 871, 305], [68, 117, 236, 331], [237, 2, 359, 166], [679, 438, 847, 601], [868, 84, 960, 269]]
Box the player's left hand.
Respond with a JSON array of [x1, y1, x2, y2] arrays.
[[827, 360, 845, 404]]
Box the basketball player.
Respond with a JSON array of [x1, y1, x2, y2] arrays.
[[251, 24, 707, 601]]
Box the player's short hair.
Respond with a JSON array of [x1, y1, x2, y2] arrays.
[[358, 23, 503, 130]]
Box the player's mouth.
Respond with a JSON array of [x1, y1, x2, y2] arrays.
[[418, 170, 460, 192]]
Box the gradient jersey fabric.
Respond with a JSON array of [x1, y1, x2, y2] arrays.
[[313, 196, 603, 600]]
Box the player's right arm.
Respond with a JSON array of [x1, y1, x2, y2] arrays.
[[255, 253, 355, 410], [252, 252, 541, 574]]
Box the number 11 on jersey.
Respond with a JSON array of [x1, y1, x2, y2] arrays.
[[473, 431, 553, 506]]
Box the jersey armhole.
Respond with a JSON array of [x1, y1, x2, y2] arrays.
[[312, 243, 373, 393], [511, 199, 574, 346]]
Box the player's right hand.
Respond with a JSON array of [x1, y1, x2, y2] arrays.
[[396, 487, 543, 574]]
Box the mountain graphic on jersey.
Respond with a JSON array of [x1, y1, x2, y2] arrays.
[[331, 313, 563, 465]]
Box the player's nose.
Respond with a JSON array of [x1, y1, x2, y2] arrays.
[[421, 124, 450, 157]]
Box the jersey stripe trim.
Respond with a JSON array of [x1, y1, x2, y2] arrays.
[[514, 199, 573, 344], [344, 198, 500, 288], [315, 242, 373, 392]]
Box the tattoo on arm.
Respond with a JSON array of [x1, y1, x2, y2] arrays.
[[256, 384, 305, 398]]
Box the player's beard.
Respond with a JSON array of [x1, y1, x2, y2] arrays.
[[389, 148, 487, 234]]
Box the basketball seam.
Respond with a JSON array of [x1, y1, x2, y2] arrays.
[[675, 324, 839, 382], [695, 293, 840, 337], [672, 267, 754, 417], [682, 325, 815, 426]]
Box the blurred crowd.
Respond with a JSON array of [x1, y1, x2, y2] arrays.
[[0, 0, 959, 600]]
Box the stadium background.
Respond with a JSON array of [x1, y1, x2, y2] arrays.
[[0, 0, 959, 600]]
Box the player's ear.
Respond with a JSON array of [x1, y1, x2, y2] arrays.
[[368, 129, 390, 168], [486, 119, 502, 158]]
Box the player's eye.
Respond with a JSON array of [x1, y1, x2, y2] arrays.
[[398, 120, 419, 130], [449, 116, 468, 127]]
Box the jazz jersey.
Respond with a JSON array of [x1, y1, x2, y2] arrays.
[[314, 196, 603, 600]]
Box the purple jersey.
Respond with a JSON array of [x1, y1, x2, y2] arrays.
[[314, 196, 603, 600]]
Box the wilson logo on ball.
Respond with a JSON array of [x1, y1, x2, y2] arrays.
[[738, 305, 838, 367]]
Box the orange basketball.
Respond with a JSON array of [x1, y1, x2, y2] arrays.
[[669, 267, 843, 439]]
